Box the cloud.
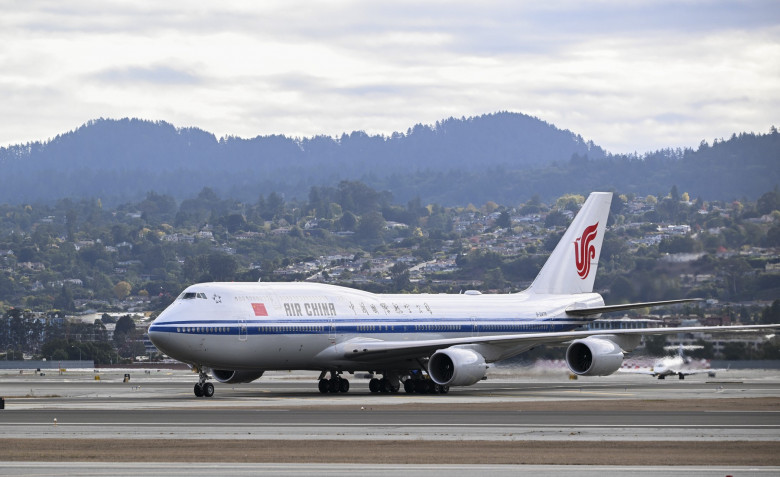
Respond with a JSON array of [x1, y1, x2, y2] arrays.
[[0, 0, 778, 153], [92, 65, 202, 85]]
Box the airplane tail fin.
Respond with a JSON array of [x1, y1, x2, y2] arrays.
[[528, 192, 612, 295]]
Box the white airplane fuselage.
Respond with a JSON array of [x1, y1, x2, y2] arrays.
[[149, 281, 602, 371]]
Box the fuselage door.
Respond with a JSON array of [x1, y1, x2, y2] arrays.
[[239, 319, 247, 341], [328, 318, 336, 343]]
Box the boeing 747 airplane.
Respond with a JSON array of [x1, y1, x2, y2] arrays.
[[148, 192, 778, 397]]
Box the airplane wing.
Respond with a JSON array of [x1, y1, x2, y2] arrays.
[[331, 323, 779, 362], [565, 298, 703, 316]]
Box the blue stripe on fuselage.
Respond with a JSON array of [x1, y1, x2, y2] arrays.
[[148, 318, 588, 336]]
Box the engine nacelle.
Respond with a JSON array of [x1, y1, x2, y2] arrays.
[[428, 348, 488, 386], [210, 369, 265, 384], [566, 337, 624, 376]]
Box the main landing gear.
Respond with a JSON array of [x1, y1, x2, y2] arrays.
[[368, 376, 400, 393], [193, 368, 214, 398], [318, 371, 350, 394]]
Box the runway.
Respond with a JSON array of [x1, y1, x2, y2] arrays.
[[1, 367, 779, 472]]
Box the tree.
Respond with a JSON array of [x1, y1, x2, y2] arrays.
[[658, 236, 697, 254], [720, 257, 752, 299], [756, 189, 779, 215], [390, 263, 411, 292], [356, 212, 385, 240], [483, 268, 508, 290], [54, 286, 75, 312], [113, 281, 132, 300], [761, 300, 780, 324], [544, 210, 569, 228], [338, 212, 357, 231], [114, 315, 136, 344], [644, 335, 667, 356], [609, 276, 634, 302], [495, 211, 511, 229], [207, 253, 238, 281], [555, 194, 584, 211]]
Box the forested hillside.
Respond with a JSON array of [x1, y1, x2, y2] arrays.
[[0, 113, 777, 206]]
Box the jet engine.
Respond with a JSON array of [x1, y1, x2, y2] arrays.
[[210, 369, 265, 384], [428, 348, 488, 386], [565, 337, 624, 376]]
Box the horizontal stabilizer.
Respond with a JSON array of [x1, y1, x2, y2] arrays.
[[566, 298, 703, 316]]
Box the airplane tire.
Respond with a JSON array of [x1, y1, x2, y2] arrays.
[[318, 378, 329, 393], [369, 378, 379, 393], [339, 378, 350, 393], [194, 383, 204, 397], [403, 380, 415, 393], [439, 385, 450, 394], [203, 382, 214, 397]]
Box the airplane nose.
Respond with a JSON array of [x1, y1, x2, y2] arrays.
[[148, 320, 178, 358], [148, 310, 177, 356]]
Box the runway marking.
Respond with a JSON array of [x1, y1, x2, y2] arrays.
[[562, 390, 635, 396], [6, 423, 780, 429]]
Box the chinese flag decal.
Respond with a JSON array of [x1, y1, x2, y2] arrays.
[[252, 303, 268, 316]]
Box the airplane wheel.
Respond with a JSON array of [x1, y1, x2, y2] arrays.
[[339, 378, 350, 393], [380, 378, 391, 393], [203, 382, 214, 397], [194, 383, 204, 397], [658, 375, 665, 380], [369, 378, 379, 393], [426, 380, 436, 394], [329, 378, 340, 393], [439, 385, 450, 394], [318, 378, 330, 393], [678, 374, 685, 380], [403, 380, 415, 393]]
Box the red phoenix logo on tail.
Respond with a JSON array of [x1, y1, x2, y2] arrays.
[[574, 222, 599, 279]]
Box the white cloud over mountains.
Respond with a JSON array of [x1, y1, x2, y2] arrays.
[[1, 0, 778, 153]]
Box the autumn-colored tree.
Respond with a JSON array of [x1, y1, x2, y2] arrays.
[[113, 281, 132, 300]]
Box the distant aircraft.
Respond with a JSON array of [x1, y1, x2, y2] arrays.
[[148, 192, 778, 397], [620, 345, 721, 379]]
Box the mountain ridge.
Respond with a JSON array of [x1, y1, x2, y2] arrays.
[[0, 113, 776, 206]]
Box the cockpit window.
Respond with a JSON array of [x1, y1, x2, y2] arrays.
[[179, 292, 208, 300]]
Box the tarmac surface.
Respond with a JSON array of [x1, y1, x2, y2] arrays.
[[1, 365, 779, 474]]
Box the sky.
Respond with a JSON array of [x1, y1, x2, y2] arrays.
[[1, 0, 778, 153]]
